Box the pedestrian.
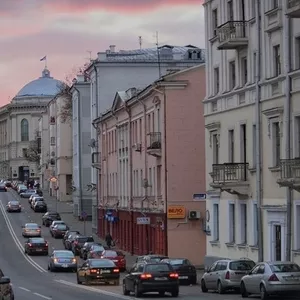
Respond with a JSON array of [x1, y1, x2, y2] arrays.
[[105, 232, 113, 249]]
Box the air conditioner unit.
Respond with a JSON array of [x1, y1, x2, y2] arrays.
[[188, 210, 201, 220], [133, 143, 142, 152]]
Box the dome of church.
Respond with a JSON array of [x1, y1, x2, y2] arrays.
[[15, 68, 63, 98]]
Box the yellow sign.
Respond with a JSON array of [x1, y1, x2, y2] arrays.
[[49, 176, 57, 183], [167, 205, 186, 219]]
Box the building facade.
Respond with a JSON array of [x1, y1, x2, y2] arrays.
[[70, 74, 92, 219], [87, 44, 205, 232], [203, 0, 300, 266], [94, 65, 207, 265]]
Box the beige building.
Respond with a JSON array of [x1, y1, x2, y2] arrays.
[[203, 0, 300, 266]]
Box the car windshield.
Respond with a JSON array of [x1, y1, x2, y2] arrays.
[[26, 224, 39, 229], [49, 213, 59, 217], [56, 225, 67, 230], [10, 201, 19, 205], [169, 259, 184, 265], [36, 201, 46, 205], [55, 251, 74, 258], [145, 264, 171, 272], [27, 190, 35, 193], [270, 263, 300, 273], [31, 238, 45, 243], [19, 185, 26, 189], [90, 259, 115, 268], [104, 251, 118, 257], [229, 261, 255, 271]]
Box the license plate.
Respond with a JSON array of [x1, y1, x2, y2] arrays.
[[179, 276, 188, 279], [155, 277, 167, 281], [101, 270, 110, 274], [36, 249, 42, 251], [62, 264, 68, 268], [285, 277, 300, 281]]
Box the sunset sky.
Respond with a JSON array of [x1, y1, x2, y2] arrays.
[[0, 0, 204, 105]]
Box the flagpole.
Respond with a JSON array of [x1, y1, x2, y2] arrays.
[[45, 57, 47, 69]]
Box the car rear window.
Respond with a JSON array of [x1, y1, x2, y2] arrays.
[[145, 264, 171, 272], [26, 224, 39, 229], [55, 251, 74, 258], [104, 251, 118, 257], [149, 257, 166, 262], [10, 201, 19, 205], [90, 259, 115, 268], [229, 261, 255, 271], [270, 264, 300, 273], [31, 238, 45, 243], [56, 225, 67, 230], [169, 259, 184, 265]]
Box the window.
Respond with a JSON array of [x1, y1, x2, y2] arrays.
[[240, 203, 247, 244], [213, 203, 219, 241], [295, 205, 300, 250], [212, 133, 219, 164], [50, 137, 56, 145], [228, 129, 235, 163], [295, 37, 300, 70], [214, 67, 220, 94], [227, 0, 234, 21], [273, 45, 281, 77], [21, 118, 29, 141], [212, 9, 218, 36], [229, 203, 235, 243], [252, 124, 256, 167], [253, 52, 257, 83], [241, 57, 248, 86], [22, 148, 28, 157], [251, 0, 256, 18], [272, 0, 279, 9], [295, 117, 300, 157], [253, 203, 258, 246], [211, 100, 218, 112], [272, 121, 281, 166], [229, 61, 236, 89], [240, 124, 247, 162], [37, 137, 41, 154]]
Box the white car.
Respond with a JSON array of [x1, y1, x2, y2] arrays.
[[31, 197, 44, 209], [50, 220, 67, 231]]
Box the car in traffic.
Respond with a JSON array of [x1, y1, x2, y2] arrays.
[[77, 259, 120, 285], [42, 211, 61, 227], [33, 201, 47, 212], [101, 250, 126, 271], [20, 189, 36, 198], [72, 235, 94, 255], [48, 250, 77, 272], [6, 200, 21, 213], [136, 254, 169, 263], [80, 241, 97, 259], [86, 244, 105, 260], [51, 224, 68, 238], [161, 258, 197, 284], [30, 196, 44, 209], [201, 258, 255, 294], [17, 184, 27, 194], [50, 220, 67, 231], [0, 269, 14, 300], [0, 185, 7, 192], [4, 181, 12, 188], [22, 223, 42, 237], [63, 230, 80, 248], [123, 262, 179, 297], [240, 261, 300, 299], [64, 234, 79, 250], [24, 237, 48, 255]]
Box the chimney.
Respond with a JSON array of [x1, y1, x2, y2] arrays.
[[109, 45, 116, 53]]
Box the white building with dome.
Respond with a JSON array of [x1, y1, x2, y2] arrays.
[[0, 67, 62, 181]]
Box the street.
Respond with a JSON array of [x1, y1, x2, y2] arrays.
[[0, 190, 247, 300]]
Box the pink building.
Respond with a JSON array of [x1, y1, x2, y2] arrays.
[[94, 65, 206, 265]]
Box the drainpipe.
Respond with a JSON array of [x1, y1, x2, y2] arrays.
[[125, 103, 134, 255], [73, 86, 83, 217], [105, 121, 109, 208], [255, 0, 263, 262], [284, 7, 292, 261]]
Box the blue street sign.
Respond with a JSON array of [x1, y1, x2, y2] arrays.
[[193, 193, 207, 200], [81, 211, 87, 218]]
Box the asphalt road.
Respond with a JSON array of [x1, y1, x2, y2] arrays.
[[1, 190, 247, 300]]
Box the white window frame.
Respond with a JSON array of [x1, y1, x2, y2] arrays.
[[213, 67, 220, 95], [239, 202, 248, 244], [212, 8, 218, 37], [50, 137, 55, 146], [273, 44, 281, 77], [241, 56, 248, 86], [212, 202, 220, 241], [252, 201, 258, 246], [252, 124, 256, 168], [240, 123, 247, 162], [228, 202, 236, 243], [293, 200, 300, 250], [211, 100, 218, 112], [271, 120, 281, 167], [229, 60, 236, 90], [293, 113, 300, 158], [294, 36, 300, 70], [228, 129, 235, 163]]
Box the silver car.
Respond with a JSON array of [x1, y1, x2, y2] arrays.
[[20, 189, 36, 198], [201, 259, 255, 294], [22, 223, 41, 237], [48, 250, 77, 272], [240, 261, 300, 299]]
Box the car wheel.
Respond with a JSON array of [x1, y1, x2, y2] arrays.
[[241, 282, 249, 298], [260, 284, 268, 300], [217, 280, 225, 294], [123, 281, 130, 295], [134, 283, 142, 298], [171, 290, 179, 297], [201, 279, 208, 293], [159, 291, 165, 296], [77, 275, 82, 284]]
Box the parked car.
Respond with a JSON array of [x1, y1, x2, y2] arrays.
[[48, 250, 77, 272], [240, 261, 300, 299], [0, 185, 7, 192], [50, 224, 68, 239], [100, 250, 126, 272], [42, 212, 61, 227], [63, 230, 80, 248], [6, 200, 21, 212], [64, 234, 79, 250], [80, 241, 96, 259], [161, 258, 197, 284], [31, 196, 44, 209], [137, 254, 168, 263], [72, 235, 94, 255], [77, 259, 120, 285], [201, 259, 255, 294], [24, 237, 48, 255], [20, 189, 36, 198], [86, 244, 105, 260], [50, 220, 67, 231], [22, 223, 41, 237], [4, 181, 12, 187], [0, 269, 14, 300], [33, 201, 47, 212], [123, 262, 179, 297]]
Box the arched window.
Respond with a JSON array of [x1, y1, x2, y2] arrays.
[[21, 119, 29, 141]]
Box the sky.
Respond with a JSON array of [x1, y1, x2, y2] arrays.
[[0, 0, 204, 105]]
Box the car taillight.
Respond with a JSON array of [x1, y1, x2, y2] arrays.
[[268, 274, 279, 282], [169, 273, 179, 278], [140, 273, 152, 279], [225, 271, 230, 280], [45, 243, 48, 247], [90, 269, 97, 273], [113, 269, 120, 273], [28, 243, 32, 247]]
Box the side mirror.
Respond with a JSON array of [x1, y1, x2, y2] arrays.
[[204, 267, 209, 272], [0, 277, 10, 284]]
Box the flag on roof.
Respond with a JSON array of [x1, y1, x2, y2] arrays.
[[40, 56, 46, 61]]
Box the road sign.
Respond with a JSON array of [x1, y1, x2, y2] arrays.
[[81, 211, 87, 219], [49, 176, 57, 183], [136, 217, 150, 225], [193, 193, 206, 200]]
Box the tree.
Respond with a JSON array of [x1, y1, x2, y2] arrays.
[[26, 140, 40, 163]]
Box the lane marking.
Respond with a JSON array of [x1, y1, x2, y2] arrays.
[[0, 200, 47, 273], [19, 287, 31, 292], [33, 292, 52, 299]]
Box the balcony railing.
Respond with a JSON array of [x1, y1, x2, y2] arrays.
[[211, 163, 249, 183], [147, 132, 161, 150], [279, 158, 300, 179], [287, 0, 300, 18]]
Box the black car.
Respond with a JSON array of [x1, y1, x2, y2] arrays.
[[136, 254, 169, 263], [0, 269, 14, 300], [123, 263, 179, 297], [161, 258, 197, 284], [4, 181, 12, 187], [77, 259, 120, 285], [51, 224, 68, 238], [72, 235, 94, 255], [80, 242, 96, 259], [6, 200, 21, 212], [0, 185, 7, 192], [42, 211, 61, 226], [24, 237, 49, 255], [63, 230, 80, 248], [33, 201, 47, 212]]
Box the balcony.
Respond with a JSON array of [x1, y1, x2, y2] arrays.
[[210, 163, 249, 196], [277, 158, 300, 192], [287, 0, 300, 18], [217, 21, 249, 50], [92, 152, 101, 170], [147, 132, 161, 157]]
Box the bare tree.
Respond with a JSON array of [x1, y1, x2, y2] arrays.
[[26, 140, 40, 163]]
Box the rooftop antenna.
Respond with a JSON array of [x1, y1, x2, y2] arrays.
[[155, 31, 162, 78], [139, 36, 142, 49], [86, 50, 92, 62]]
